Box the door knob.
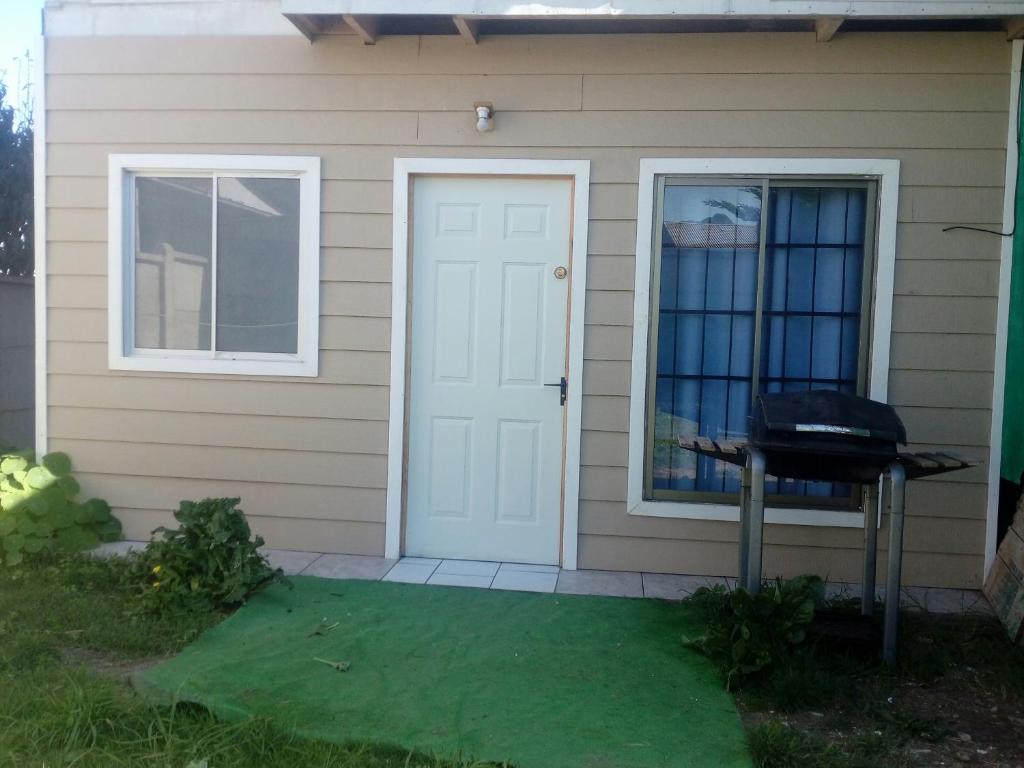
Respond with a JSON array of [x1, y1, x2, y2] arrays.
[[544, 376, 567, 406]]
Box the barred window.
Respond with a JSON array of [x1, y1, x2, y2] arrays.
[[645, 178, 875, 507]]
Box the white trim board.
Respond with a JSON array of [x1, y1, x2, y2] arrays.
[[33, 35, 47, 459], [284, 0, 1024, 18], [45, 0, 1024, 37], [626, 157, 900, 528], [107, 154, 321, 377], [985, 39, 1023, 578], [46, 0, 299, 37], [387, 157, 591, 569]]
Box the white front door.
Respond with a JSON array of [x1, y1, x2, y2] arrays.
[[405, 176, 572, 565]]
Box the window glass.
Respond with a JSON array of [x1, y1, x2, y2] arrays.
[[216, 178, 301, 354], [648, 179, 871, 504], [652, 184, 762, 494], [134, 177, 213, 351], [761, 186, 867, 498]]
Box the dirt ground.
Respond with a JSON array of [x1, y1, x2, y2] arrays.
[[740, 648, 1024, 767]]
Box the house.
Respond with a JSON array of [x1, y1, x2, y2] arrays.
[[34, 0, 1024, 590]]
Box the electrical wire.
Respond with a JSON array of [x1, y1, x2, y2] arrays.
[[942, 57, 1024, 239]]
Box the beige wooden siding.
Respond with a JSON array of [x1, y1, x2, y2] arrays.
[[45, 31, 1009, 585]]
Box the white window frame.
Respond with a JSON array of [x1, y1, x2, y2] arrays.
[[628, 158, 900, 528], [107, 154, 321, 377]]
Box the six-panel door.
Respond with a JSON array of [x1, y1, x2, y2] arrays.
[[405, 176, 572, 565]]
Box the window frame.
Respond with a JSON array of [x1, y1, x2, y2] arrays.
[[644, 176, 877, 508], [107, 154, 321, 377], [627, 158, 900, 528]]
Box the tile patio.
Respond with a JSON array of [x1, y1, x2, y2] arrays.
[[93, 540, 993, 614]]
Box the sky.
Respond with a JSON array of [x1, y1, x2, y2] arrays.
[[0, 0, 43, 106]]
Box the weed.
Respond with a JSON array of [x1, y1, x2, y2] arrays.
[[748, 719, 840, 768], [748, 718, 917, 768], [127, 498, 286, 613], [0, 451, 120, 566], [684, 575, 824, 689]]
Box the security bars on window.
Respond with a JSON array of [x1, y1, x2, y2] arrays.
[[644, 176, 877, 507]]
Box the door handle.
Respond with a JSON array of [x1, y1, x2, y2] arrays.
[[545, 376, 567, 406]]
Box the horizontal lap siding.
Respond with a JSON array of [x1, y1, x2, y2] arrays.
[[45, 31, 1008, 584]]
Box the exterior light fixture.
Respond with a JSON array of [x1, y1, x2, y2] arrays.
[[474, 102, 494, 132]]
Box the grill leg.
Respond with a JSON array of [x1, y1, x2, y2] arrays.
[[739, 456, 752, 590], [883, 463, 906, 665], [861, 480, 880, 617], [747, 448, 766, 595]]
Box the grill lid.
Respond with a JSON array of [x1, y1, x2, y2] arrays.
[[749, 391, 907, 483], [753, 391, 906, 445]]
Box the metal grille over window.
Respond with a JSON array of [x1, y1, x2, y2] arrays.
[[646, 178, 875, 505]]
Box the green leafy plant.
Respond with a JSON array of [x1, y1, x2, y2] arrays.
[[0, 450, 121, 566], [129, 498, 285, 612], [683, 575, 824, 689]]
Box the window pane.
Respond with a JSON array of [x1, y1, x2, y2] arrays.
[[760, 185, 868, 499], [651, 184, 762, 493], [215, 178, 301, 354], [133, 177, 213, 351]]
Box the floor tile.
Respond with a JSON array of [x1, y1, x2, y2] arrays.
[[382, 562, 438, 585], [398, 557, 442, 567], [436, 559, 500, 577], [491, 569, 558, 593], [499, 562, 561, 574], [91, 540, 147, 558], [261, 549, 323, 576], [642, 572, 728, 600], [301, 554, 396, 580], [901, 587, 993, 615], [556, 569, 643, 598], [427, 572, 495, 589]]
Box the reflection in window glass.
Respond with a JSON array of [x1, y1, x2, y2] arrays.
[[216, 178, 300, 354], [648, 181, 870, 503], [652, 185, 762, 495], [133, 177, 213, 351]]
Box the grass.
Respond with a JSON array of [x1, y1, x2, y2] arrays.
[[0, 555, 504, 768], [4, 554, 1022, 768], [738, 608, 1024, 768], [0, 554, 216, 667]]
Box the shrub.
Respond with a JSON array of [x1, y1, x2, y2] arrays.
[[683, 575, 824, 689], [129, 498, 285, 612], [0, 450, 121, 566]]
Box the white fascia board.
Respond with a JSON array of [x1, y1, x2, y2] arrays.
[[45, 0, 299, 36], [281, 0, 1024, 18], [45, 0, 1024, 36]]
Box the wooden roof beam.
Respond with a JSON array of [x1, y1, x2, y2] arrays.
[[284, 13, 322, 41], [344, 14, 379, 44], [453, 15, 481, 44], [814, 16, 845, 42], [1006, 17, 1024, 40]]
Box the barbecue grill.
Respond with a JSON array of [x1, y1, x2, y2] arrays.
[[677, 390, 975, 663], [751, 391, 906, 483]]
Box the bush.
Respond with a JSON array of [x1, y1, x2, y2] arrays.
[[683, 575, 824, 689], [0, 450, 121, 566], [128, 498, 285, 612]]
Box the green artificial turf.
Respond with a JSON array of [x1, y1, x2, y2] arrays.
[[136, 577, 750, 768]]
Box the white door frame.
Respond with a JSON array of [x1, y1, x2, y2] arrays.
[[387, 158, 591, 569]]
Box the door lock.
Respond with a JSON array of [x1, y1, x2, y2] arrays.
[[553, 266, 568, 280], [545, 376, 568, 406]]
